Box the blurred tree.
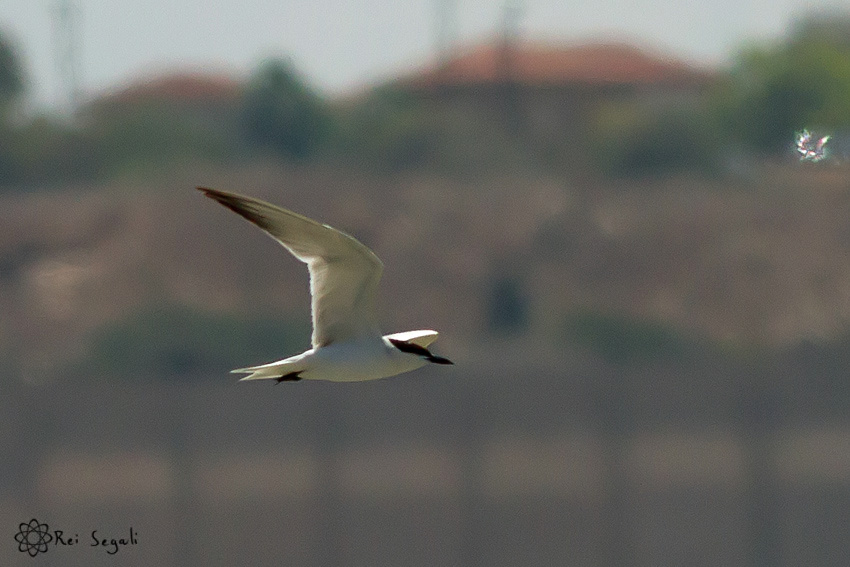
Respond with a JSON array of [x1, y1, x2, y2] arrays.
[[0, 32, 26, 185], [563, 310, 695, 365], [74, 73, 246, 180], [591, 102, 722, 178], [1, 117, 98, 187], [486, 276, 529, 334], [332, 86, 533, 174], [791, 11, 850, 50], [87, 103, 237, 178], [331, 86, 442, 170], [0, 31, 25, 116], [241, 58, 330, 159], [84, 303, 309, 380], [0, 125, 18, 184], [721, 11, 850, 153]]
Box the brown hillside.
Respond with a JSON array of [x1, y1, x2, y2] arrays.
[[2, 162, 850, 379]]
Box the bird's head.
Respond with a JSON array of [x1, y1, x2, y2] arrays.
[[385, 330, 453, 365]]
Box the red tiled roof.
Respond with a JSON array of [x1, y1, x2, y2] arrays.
[[405, 41, 715, 88], [102, 73, 243, 106]]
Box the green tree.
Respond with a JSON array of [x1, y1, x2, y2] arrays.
[[722, 11, 850, 153], [592, 102, 722, 178], [241, 58, 330, 159], [84, 303, 309, 380], [486, 276, 529, 334], [332, 86, 439, 170], [0, 31, 25, 113], [0, 32, 25, 185], [791, 11, 850, 50], [86, 102, 238, 178]]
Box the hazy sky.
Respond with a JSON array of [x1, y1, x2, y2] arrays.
[[0, 0, 844, 109]]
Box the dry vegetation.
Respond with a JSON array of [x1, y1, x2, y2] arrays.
[[3, 160, 850, 381]]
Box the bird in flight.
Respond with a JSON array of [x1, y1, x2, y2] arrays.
[[198, 187, 452, 382]]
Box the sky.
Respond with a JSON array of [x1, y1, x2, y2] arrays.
[[0, 0, 846, 110]]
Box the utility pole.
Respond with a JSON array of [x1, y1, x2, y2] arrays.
[[499, 0, 524, 136], [434, 0, 457, 66], [52, 0, 82, 114]]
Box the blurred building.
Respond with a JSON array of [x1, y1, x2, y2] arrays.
[[77, 72, 244, 141], [397, 40, 718, 168], [86, 72, 242, 117]]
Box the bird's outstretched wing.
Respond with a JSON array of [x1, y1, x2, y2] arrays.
[[199, 187, 384, 347]]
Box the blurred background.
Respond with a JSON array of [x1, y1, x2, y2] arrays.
[[3, 1, 850, 565]]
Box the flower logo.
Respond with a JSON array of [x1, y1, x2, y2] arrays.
[[14, 519, 52, 557]]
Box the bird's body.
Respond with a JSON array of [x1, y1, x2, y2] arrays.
[[198, 187, 452, 382], [233, 334, 429, 383]]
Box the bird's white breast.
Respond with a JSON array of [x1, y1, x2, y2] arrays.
[[303, 338, 427, 382]]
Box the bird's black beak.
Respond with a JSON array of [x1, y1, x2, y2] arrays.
[[426, 354, 453, 365]]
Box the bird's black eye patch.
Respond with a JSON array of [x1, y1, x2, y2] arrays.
[[388, 338, 432, 357]]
